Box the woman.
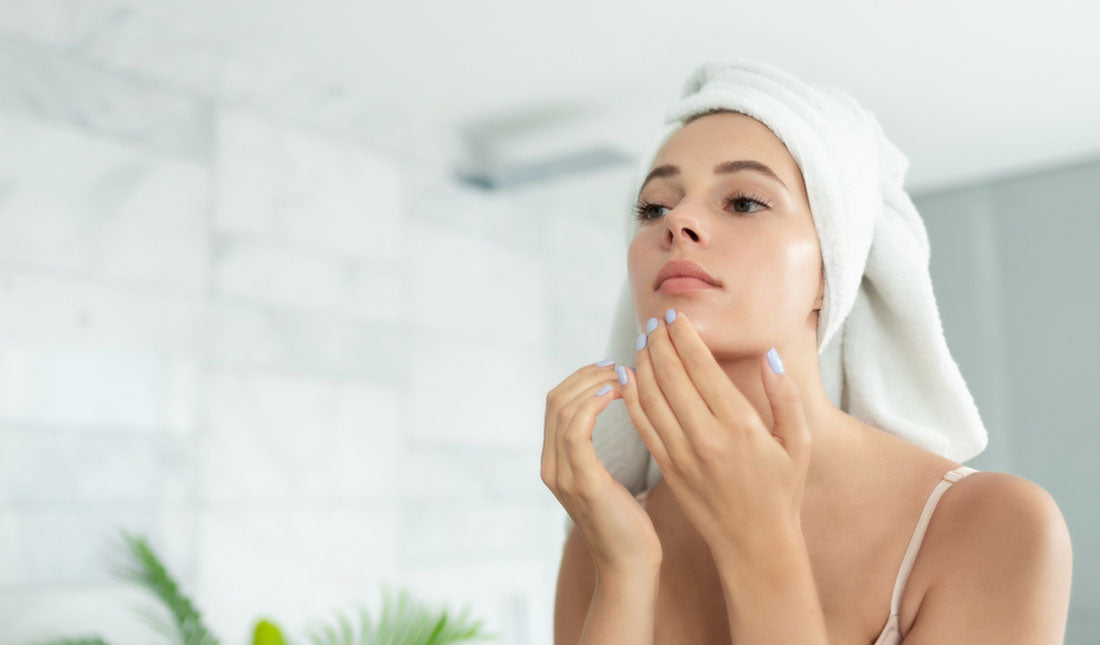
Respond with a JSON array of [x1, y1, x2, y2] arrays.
[[541, 61, 1072, 644]]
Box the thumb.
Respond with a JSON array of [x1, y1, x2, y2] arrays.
[[760, 347, 810, 458]]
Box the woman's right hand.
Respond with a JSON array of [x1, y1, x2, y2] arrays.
[[541, 360, 662, 577]]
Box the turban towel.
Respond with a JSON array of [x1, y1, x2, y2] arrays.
[[576, 59, 989, 532]]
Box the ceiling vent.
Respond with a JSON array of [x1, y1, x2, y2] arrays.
[[452, 98, 649, 191]]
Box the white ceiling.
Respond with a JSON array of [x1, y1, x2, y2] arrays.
[[144, 0, 1100, 194]]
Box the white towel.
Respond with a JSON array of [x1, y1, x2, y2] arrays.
[[589, 58, 989, 501]]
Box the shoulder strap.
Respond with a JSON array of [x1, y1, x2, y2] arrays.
[[887, 465, 980, 615]]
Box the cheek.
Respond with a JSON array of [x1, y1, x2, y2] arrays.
[[626, 242, 652, 321], [626, 243, 644, 287], [725, 235, 818, 313], [776, 237, 822, 307], [627, 235, 662, 278]]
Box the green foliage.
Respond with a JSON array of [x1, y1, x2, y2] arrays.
[[302, 584, 498, 645], [252, 619, 286, 645], [33, 530, 498, 645], [107, 529, 221, 645]]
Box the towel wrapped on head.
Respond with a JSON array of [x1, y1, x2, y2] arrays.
[[585, 59, 989, 508]]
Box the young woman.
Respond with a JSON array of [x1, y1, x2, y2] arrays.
[[541, 62, 1073, 644]]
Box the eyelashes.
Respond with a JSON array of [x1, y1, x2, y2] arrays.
[[632, 190, 772, 222]]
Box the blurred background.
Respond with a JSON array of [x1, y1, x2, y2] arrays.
[[0, 0, 1097, 643]]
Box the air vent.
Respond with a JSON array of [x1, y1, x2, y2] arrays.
[[454, 146, 632, 191], [451, 96, 652, 192]]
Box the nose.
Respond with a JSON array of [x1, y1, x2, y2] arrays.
[[663, 203, 707, 246]]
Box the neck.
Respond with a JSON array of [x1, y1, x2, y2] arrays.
[[711, 342, 872, 517]]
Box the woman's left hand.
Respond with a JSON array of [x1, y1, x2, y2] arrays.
[[620, 309, 813, 563]]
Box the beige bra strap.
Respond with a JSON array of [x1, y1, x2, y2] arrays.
[[888, 465, 980, 615]]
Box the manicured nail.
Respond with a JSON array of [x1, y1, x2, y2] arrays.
[[767, 347, 785, 374], [616, 365, 628, 385], [646, 317, 658, 333], [596, 357, 615, 367], [665, 308, 676, 323], [594, 384, 612, 396], [636, 333, 647, 351]]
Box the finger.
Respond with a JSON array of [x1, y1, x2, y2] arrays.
[[544, 363, 617, 492], [614, 364, 670, 474], [634, 329, 691, 468], [760, 349, 811, 460], [642, 314, 714, 436], [546, 361, 620, 429], [663, 309, 749, 424], [558, 379, 623, 494]]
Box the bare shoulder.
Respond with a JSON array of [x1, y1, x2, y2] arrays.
[[935, 470, 1071, 547], [903, 470, 1074, 643]]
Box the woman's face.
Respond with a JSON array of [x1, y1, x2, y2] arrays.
[[627, 111, 823, 356]]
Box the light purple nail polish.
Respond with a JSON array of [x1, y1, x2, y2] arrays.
[[617, 365, 628, 385], [646, 317, 658, 333], [596, 357, 615, 367], [636, 333, 647, 351], [594, 384, 612, 396], [767, 347, 785, 374]]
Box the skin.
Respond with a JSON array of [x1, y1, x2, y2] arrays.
[[626, 109, 884, 530], [557, 109, 1073, 643]]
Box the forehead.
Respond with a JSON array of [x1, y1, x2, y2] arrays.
[[651, 111, 806, 196]]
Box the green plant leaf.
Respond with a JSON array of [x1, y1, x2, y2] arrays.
[[356, 604, 373, 645], [301, 585, 498, 645], [107, 529, 221, 645], [253, 618, 287, 645], [338, 612, 353, 645], [129, 602, 176, 640], [38, 528, 499, 645]]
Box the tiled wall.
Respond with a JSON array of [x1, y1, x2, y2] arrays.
[[0, 1, 637, 643]]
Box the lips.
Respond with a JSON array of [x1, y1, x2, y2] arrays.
[[654, 260, 722, 290]]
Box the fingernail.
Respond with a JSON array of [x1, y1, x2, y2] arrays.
[[617, 365, 628, 385], [665, 308, 676, 323], [646, 317, 658, 333], [636, 333, 647, 351], [594, 384, 612, 396], [767, 347, 785, 374], [596, 357, 615, 367]]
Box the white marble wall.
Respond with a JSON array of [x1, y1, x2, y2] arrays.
[[0, 1, 633, 643]]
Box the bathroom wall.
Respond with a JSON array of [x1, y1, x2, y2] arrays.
[[1, 1, 1095, 644], [913, 160, 1100, 643], [0, 0, 572, 642]]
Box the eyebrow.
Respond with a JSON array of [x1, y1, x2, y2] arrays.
[[638, 159, 789, 195]]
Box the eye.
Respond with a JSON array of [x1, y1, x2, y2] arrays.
[[632, 190, 772, 222], [727, 194, 770, 214], [632, 200, 669, 221]]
